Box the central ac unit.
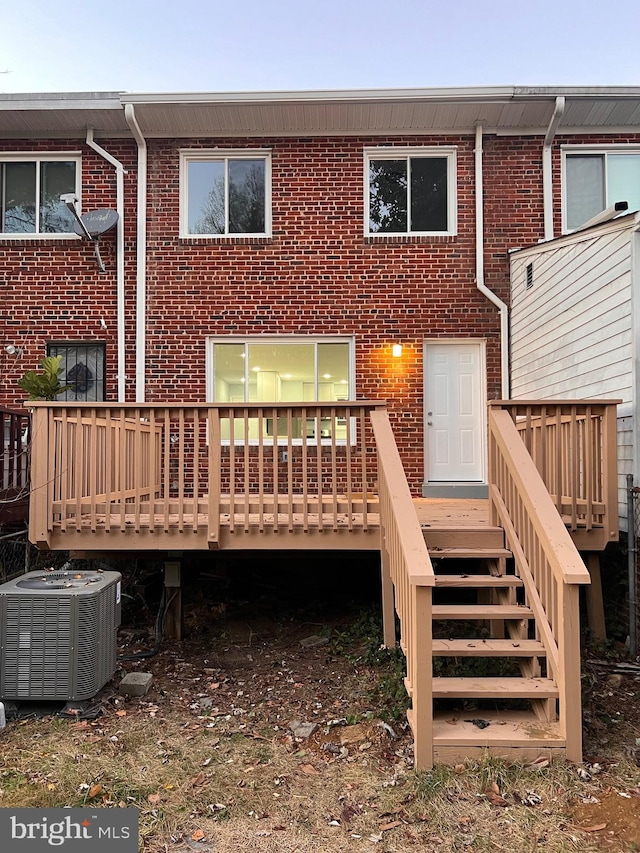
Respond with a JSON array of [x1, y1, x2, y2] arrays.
[[0, 570, 121, 702]]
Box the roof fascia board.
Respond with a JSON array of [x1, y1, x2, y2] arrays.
[[120, 85, 519, 106], [0, 94, 123, 111]]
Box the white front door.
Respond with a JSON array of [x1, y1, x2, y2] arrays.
[[424, 342, 486, 483]]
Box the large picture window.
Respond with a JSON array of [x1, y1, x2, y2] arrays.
[[564, 148, 640, 231], [181, 150, 271, 237], [365, 147, 457, 236], [1, 155, 80, 235], [207, 337, 353, 441], [47, 342, 106, 402]]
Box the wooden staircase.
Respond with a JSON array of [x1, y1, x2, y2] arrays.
[[418, 544, 567, 763]]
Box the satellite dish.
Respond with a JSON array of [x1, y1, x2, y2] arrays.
[[73, 209, 119, 238]]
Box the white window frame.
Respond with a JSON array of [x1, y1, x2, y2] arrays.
[[364, 146, 457, 237], [0, 152, 82, 238], [562, 145, 640, 233], [206, 335, 355, 445], [180, 149, 272, 238]]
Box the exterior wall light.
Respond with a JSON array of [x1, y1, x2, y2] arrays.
[[392, 344, 403, 358], [5, 344, 23, 356]]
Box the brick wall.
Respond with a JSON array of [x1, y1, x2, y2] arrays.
[[2, 131, 633, 492]]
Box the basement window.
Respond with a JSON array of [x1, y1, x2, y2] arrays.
[[0, 155, 80, 235], [47, 343, 106, 402]]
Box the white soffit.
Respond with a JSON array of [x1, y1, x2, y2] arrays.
[[1, 86, 639, 138]]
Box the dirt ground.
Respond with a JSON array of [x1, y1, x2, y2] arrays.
[[1, 554, 640, 852]]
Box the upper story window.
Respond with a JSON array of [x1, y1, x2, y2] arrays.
[[180, 149, 271, 237], [0, 154, 80, 235], [365, 146, 457, 236], [563, 147, 640, 231]]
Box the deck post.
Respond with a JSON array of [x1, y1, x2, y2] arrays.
[[28, 405, 50, 548], [559, 582, 583, 763], [584, 552, 607, 640], [380, 535, 396, 648], [207, 408, 221, 548], [163, 559, 182, 640], [412, 583, 433, 770]]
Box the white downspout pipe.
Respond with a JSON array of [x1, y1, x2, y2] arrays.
[[542, 96, 565, 241], [474, 124, 510, 398], [124, 103, 147, 403], [85, 129, 127, 402]]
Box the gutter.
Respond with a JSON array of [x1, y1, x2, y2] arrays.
[[474, 125, 510, 398], [124, 104, 147, 403], [85, 129, 127, 402], [542, 96, 565, 241]]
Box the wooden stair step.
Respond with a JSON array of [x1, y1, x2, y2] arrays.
[[432, 638, 546, 657], [432, 676, 558, 699], [414, 710, 567, 761], [429, 547, 512, 560], [432, 604, 533, 620], [435, 574, 522, 588]]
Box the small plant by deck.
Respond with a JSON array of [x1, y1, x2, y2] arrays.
[[18, 355, 71, 401]]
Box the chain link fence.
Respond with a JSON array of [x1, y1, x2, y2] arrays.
[[0, 530, 71, 584], [629, 479, 640, 657]]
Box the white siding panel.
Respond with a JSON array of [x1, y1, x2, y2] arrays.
[[511, 220, 635, 534], [510, 224, 633, 403], [618, 414, 634, 532]]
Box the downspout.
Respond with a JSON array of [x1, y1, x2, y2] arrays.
[[474, 124, 510, 398], [124, 103, 147, 403], [85, 129, 126, 402], [542, 96, 565, 241]]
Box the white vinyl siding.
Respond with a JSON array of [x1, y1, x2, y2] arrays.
[[510, 218, 634, 530]]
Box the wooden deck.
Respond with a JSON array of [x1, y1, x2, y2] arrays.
[[26, 399, 620, 770]]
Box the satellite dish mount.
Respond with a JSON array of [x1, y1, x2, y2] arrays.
[[60, 194, 118, 273]]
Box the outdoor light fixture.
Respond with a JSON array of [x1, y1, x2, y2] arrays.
[[5, 344, 22, 356], [392, 344, 403, 358]]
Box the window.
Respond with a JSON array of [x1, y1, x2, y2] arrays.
[[181, 150, 271, 237], [564, 148, 640, 231], [1, 154, 80, 235], [207, 337, 353, 441], [365, 147, 457, 236], [47, 343, 106, 402]]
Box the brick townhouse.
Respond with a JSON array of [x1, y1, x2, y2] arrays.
[[2, 86, 638, 767], [1, 86, 639, 497]]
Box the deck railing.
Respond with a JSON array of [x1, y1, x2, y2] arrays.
[[488, 406, 592, 762], [0, 406, 30, 524], [28, 402, 382, 547], [370, 409, 435, 770], [490, 400, 619, 543]]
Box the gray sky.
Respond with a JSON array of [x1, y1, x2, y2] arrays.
[[1, 0, 639, 94]]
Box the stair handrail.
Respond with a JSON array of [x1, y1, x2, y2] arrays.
[[370, 408, 434, 770], [488, 406, 590, 762]]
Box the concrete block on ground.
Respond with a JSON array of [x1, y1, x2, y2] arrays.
[[119, 672, 153, 697]]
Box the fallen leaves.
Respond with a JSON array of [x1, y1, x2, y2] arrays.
[[484, 781, 509, 807], [88, 783, 103, 799]]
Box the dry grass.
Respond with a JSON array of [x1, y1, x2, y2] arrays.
[[0, 587, 639, 852]]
